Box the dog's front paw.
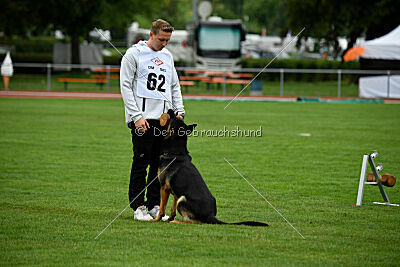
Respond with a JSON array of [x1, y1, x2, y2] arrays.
[[167, 215, 176, 221], [150, 213, 165, 222]]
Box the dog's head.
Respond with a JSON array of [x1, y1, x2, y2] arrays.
[[159, 109, 197, 154], [160, 109, 197, 138]]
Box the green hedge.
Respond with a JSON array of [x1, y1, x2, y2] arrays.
[[103, 55, 122, 66], [0, 37, 58, 53], [241, 58, 360, 69], [241, 58, 360, 82], [7, 53, 123, 66], [11, 53, 53, 63]]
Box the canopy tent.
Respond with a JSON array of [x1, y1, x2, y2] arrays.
[[344, 25, 400, 61], [343, 25, 400, 98], [359, 75, 400, 98], [362, 25, 400, 60]]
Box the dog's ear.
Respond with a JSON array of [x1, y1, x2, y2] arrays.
[[167, 109, 176, 118], [186, 124, 197, 135], [159, 113, 170, 126]]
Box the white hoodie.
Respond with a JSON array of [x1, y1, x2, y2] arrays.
[[120, 41, 185, 125]]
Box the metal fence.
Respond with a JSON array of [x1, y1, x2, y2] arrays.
[[8, 62, 400, 97], [236, 67, 399, 98]]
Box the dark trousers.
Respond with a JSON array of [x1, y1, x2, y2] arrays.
[[128, 120, 163, 211]]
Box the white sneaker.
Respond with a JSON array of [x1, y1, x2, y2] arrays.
[[134, 206, 153, 221], [148, 205, 160, 219], [148, 206, 169, 221]]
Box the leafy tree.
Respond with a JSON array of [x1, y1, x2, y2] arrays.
[[199, 0, 287, 35], [155, 0, 193, 29], [48, 0, 150, 63], [100, 0, 153, 39], [0, 0, 49, 38], [212, 0, 244, 19], [47, 0, 106, 64], [1, 0, 146, 63], [122, 0, 192, 30], [364, 0, 400, 40], [286, 0, 400, 58]]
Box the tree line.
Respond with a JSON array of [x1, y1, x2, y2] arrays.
[[1, 0, 399, 62]]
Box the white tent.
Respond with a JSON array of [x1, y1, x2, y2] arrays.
[[359, 75, 400, 98], [359, 25, 400, 98], [362, 25, 400, 60]]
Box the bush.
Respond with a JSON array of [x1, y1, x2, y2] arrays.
[[0, 36, 58, 53], [103, 55, 122, 66], [241, 58, 360, 82], [241, 58, 359, 69], [12, 53, 53, 63]]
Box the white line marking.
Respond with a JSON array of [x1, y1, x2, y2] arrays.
[[298, 133, 311, 136]]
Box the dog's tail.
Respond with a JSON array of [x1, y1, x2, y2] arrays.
[[208, 217, 268, 227], [230, 221, 269, 227]]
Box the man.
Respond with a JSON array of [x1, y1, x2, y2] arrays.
[[120, 19, 185, 221]]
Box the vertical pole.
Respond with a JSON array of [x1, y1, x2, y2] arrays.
[[356, 154, 368, 206], [47, 63, 51, 91], [337, 69, 341, 97], [368, 155, 390, 204], [280, 68, 284, 97], [106, 65, 110, 92], [222, 70, 226, 96], [192, 0, 198, 23], [387, 70, 390, 98]]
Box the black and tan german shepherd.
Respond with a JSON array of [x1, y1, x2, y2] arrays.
[[150, 109, 268, 227]]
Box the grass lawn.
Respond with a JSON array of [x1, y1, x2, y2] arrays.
[[0, 98, 399, 265], [4, 73, 359, 97]]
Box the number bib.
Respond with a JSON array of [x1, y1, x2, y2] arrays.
[[136, 48, 172, 101]]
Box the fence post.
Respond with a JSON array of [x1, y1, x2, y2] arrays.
[[280, 68, 284, 96], [47, 63, 51, 91], [106, 65, 110, 92], [222, 70, 226, 96], [387, 70, 391, 98], [337, 69, 342, 97]]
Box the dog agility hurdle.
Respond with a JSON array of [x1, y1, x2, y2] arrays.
[[356, 150, 399, 207]]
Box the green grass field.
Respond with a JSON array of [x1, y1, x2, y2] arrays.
[[1, 98, 399, 265]]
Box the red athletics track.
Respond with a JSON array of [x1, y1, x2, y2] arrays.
[[0, 90, 121, 99]]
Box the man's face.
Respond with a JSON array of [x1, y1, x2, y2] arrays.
[[149, 30, 172, 51]]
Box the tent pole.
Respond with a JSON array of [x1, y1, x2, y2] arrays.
[[387, 70, 390, 98]]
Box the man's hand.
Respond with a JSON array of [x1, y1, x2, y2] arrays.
[[177, 115, 184, 121], [135, 117, 150, 132]]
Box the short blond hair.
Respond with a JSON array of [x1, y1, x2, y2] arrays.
[[151, 19, 174, 35]]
